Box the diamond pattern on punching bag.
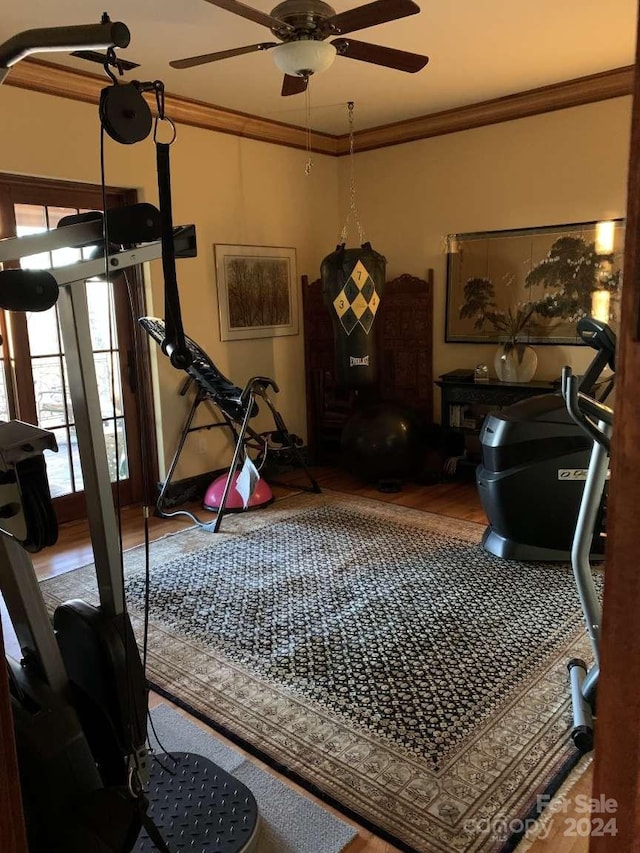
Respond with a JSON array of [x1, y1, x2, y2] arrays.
[[332, 294, 359, 334], [343, 278, 360, 303], [360, 306, 375, 333], [331, 259, 381, 336], [361, 277, 374, 302]]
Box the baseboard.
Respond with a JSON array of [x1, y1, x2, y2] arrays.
[[157, 469, 225, 509]]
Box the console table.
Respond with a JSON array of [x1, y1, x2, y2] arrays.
[[436, 372, 559, 471]]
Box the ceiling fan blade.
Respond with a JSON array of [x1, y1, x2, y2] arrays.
[[324, 0, 421, 36], [170, 42, 277, 69], [281, 74, 308, 96], [332, 38, 428, 72], [202, 0, 293, 32]]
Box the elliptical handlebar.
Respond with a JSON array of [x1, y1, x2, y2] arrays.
[[576, 317, 617, 396], [562, 366, 613, 452], [577, 317, 617, 367]]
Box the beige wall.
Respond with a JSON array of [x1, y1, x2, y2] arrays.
[[0, 84, 339, 479], [340, 96, 632, 418], [0, 85, 633, 484]]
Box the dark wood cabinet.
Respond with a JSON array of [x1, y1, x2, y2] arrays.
[[302, 271, 434, 463], [436, 373, 558, 472], [437, 375, 558, 428]]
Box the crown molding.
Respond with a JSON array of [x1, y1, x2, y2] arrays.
[[4, 59, 633, 157], [4, 59, 339, 156], [338, 65, 635, 154]]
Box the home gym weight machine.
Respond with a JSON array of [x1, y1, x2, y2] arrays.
[[0, 19, 259, 852]]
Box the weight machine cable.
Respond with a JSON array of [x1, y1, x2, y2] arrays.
[[98, 75, 181, 771], [122, 270, 178, 770], [101, 125, 179, 817]]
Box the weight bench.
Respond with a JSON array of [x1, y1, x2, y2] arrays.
[[140, 317, 320, 531]]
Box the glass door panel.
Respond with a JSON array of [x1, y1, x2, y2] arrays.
[[104, 418, 129, 481], [94, 350, 124, 418], [69, 425, 83, 492], [14, 203, 51, 270], [48, 426, 75, 498], [87, 279, 116, 349], [26, 305, 61, 357], [32, 356, 67, 427], [12, 200, 139, 511]]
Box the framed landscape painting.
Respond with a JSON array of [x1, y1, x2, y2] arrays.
[[445, 220, 625, 345], [215, 244, 298, 341]]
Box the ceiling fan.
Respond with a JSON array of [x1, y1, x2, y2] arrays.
[[169, 0, 429, 96]]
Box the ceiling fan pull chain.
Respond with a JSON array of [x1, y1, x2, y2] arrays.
[[340, 101, 365, 246], [304, 81, 313, 176]]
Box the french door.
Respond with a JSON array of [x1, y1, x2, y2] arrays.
[[0, 175, 151, 523]]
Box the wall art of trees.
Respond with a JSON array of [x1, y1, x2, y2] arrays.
[[225, 256, 291, 329]]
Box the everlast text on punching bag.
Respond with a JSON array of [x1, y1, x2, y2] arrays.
[[321, 242, 386, 388]]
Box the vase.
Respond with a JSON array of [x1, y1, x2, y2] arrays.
[[494, 342, 537, 382]]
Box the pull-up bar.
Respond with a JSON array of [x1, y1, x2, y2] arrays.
[[0, 20, 129, 83]]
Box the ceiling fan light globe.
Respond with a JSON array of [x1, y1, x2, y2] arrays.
[[272, 40, 336, 76]]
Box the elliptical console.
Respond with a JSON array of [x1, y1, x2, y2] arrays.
[[477, 317, 615, 562]]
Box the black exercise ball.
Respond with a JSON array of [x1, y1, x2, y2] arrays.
[[341, 403, 420, 489]]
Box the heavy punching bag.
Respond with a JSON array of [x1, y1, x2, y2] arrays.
[[321, 242, 386, 388]]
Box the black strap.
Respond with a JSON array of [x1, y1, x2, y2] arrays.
[[139, 794, 173, 853], [156, 141, 191, 370]]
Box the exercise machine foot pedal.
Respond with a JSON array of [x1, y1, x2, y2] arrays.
[[572, 724, 594, 753], [136, 752, 260, 852], [568, 658, 595, 753]]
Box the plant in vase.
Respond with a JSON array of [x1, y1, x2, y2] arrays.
[[525, 234, 621, 326], [459, 277, 538, 382]]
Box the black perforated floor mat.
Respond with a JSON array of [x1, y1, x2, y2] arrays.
[[135, 751, 259, 852]]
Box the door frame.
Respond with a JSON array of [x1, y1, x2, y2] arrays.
[[589, 10, 640, 849]]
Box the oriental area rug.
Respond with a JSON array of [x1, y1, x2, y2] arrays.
[[41, 491, 596, 853]]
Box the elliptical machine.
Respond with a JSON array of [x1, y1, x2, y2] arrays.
[[477, 317, 616, 561], [560, 366, 612, 752]]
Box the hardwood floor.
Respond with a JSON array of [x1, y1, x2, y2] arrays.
[[3, 467, 590, 853]]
